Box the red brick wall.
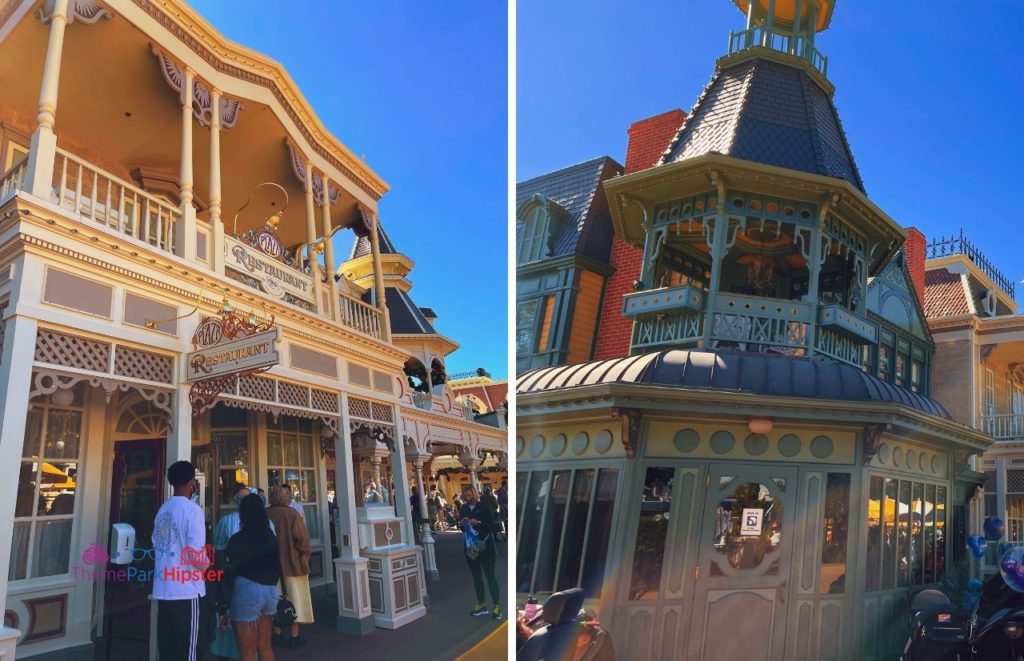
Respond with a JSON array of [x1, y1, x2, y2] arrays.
[[593, 109, 686, 360], [905, 227, 926, 311], [624, 109, 686, 174]]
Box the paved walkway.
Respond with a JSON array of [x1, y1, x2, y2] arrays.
[[275, 530, 508, 661], [93, 531, 507, 660]]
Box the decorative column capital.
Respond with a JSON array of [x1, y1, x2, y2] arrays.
[[40, 0, 111, 25]]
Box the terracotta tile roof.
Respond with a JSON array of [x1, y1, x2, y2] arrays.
[[923, 269, 970, 318]]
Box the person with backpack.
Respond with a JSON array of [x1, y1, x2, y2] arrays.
[[219, 494, 281, 661], [459, 485, 502, 620]]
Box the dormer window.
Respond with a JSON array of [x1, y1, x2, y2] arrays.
[[516, 195, 568, 265]]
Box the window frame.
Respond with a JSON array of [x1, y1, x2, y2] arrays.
[[266, 415, 321, 542], [516, 464, 622, 598]]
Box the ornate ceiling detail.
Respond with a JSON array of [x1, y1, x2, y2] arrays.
[[286, 141, 341, 206], [151, 46, 243, 129], [40, 0, 112, 25]]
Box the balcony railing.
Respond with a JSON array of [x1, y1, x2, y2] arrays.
[[0, 161, 26, 202], [339, 292, 384, 340], [984, 414, 1024, 440], [927, 230, 1015, 299], [727, 26, 828, 77], [709, 294, 813, 352], [53, 148, 179, 254], [622, 284, 705, 318]]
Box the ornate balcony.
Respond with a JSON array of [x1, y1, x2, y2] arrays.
[[984, 414, 1024, 440], [709, 294, 813, 352], [621, 284, 706, 318], [818, 304, 877, 344]]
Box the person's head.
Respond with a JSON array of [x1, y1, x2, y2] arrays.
[[281, 483, 294, 501], [257, 488, 267, 504], [411, 487, 418, 496], [462, 485, 478, 504], [167, 461, 196, 496], [234, 485, 255, 504], [269, 486, 290, 507], [483, 485, 493, 496], [238, 493, 272, 540]]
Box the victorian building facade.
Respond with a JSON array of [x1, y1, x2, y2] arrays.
[[923, 232, 1022, 572], [516, 2, 989, 659], [0, 0, 505, 658]]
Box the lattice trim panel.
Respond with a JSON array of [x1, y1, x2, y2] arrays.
[[35, 329, 111, 372], [30, 369, 174, 424], [220, 375, 340, 435], [114, 346, 174, 384]]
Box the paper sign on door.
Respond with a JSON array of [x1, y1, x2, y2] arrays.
[[740, 508, 763, 535]]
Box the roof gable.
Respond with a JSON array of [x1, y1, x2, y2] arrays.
[[867, 250, 931, 342]]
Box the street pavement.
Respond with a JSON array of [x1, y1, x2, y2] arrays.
[[275, 530, 509, 661]]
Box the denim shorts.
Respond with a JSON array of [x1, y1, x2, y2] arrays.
[[230, 576, 278, 623]]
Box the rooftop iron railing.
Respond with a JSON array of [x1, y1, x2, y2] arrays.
[[927, 230, 1015, 299]]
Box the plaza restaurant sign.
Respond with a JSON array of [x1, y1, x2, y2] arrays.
[[186, 313, 280, 415]]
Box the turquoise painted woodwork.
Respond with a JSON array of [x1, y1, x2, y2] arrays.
[[622, 284, 706, 318], [819, 304, 878, 344]]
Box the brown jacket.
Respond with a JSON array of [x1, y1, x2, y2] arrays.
[[266, 504, 311, 577]]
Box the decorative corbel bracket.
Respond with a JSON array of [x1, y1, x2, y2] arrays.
[[285, 141, 340, 206], [612, 408, 642, 459], [862, 423, 890, 466], [980, 345, 996, 363], [151, 46, 243, 129]]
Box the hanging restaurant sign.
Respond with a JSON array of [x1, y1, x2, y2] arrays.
[[187, 313, 280, 416], [225, 235, 313, 303]]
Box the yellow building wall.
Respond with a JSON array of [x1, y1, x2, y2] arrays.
[[566, 270, 604, 365]]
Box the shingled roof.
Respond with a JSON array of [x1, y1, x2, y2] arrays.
[[349, 221, 397, 260], [923, 268, 971, 319], [660, 57, 864, 192], [516, 156, 623, 263], [363, 287, 436, 335]]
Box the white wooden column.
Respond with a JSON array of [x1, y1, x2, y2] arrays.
[[389, 405, 417, 558], [166, 317, 197, 490], [334, 393, 375, 634], [0, 314, 38, 606], [24, 0, 69, 197], [175, 68, 197, 261], [412, 454, 439, 581], [319, 174, 338, 320], [368, 214, 391, 341], [460, 450, 481, 491], [208, 87, 224, 273], [304, 160, 323, 316]]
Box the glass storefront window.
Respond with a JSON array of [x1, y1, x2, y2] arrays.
[[867, 476, 947, 591], [712, 480, 784, 572], [533, 471, 571, 592], [267, 416, 320, 540], [820, 473, 850, 594], [883, 478, 897, 589], [629, 468, 675, 600], [12, 383, 85, 581], [866, 476, 882, 591], [517, 467, 620, 598]]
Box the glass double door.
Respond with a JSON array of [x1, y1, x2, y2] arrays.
[[616, 462, 796, 661]]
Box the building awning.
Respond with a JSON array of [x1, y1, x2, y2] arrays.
[[517, 349, 951, 420]]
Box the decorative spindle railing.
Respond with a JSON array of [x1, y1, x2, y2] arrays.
[[53, 148, 179, 254], [727, 26, 828, 77], [339, 293, 384, 339], [983, 414, 1024, 440], [709, 294, 813, 352], [927, 230, 1015, 299], [0, 161, 26, 202]]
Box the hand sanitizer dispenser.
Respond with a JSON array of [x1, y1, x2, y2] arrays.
[[110, 523, 135, 565]]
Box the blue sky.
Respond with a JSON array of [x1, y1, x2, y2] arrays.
[[518, 0, 1024, 297], [191, 1, 508, 378]]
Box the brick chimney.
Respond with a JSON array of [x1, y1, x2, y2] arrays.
[[904, 227, 926, 311], [625, 109, 686, 174], [594, 109, 685, 360]]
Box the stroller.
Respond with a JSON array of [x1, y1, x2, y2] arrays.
[[517, 589, 615, 661], [444, 505, 459, 531]]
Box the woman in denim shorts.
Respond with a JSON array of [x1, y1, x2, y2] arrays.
[[220, 494, 282, 661]]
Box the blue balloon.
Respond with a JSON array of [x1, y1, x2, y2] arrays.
[[1000, 547, 1024, 593], [967, 536, 987, 558], [986, 517, 1007, 542]]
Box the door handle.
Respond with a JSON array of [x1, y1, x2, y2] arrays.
[[776, 582, 787, 605]]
